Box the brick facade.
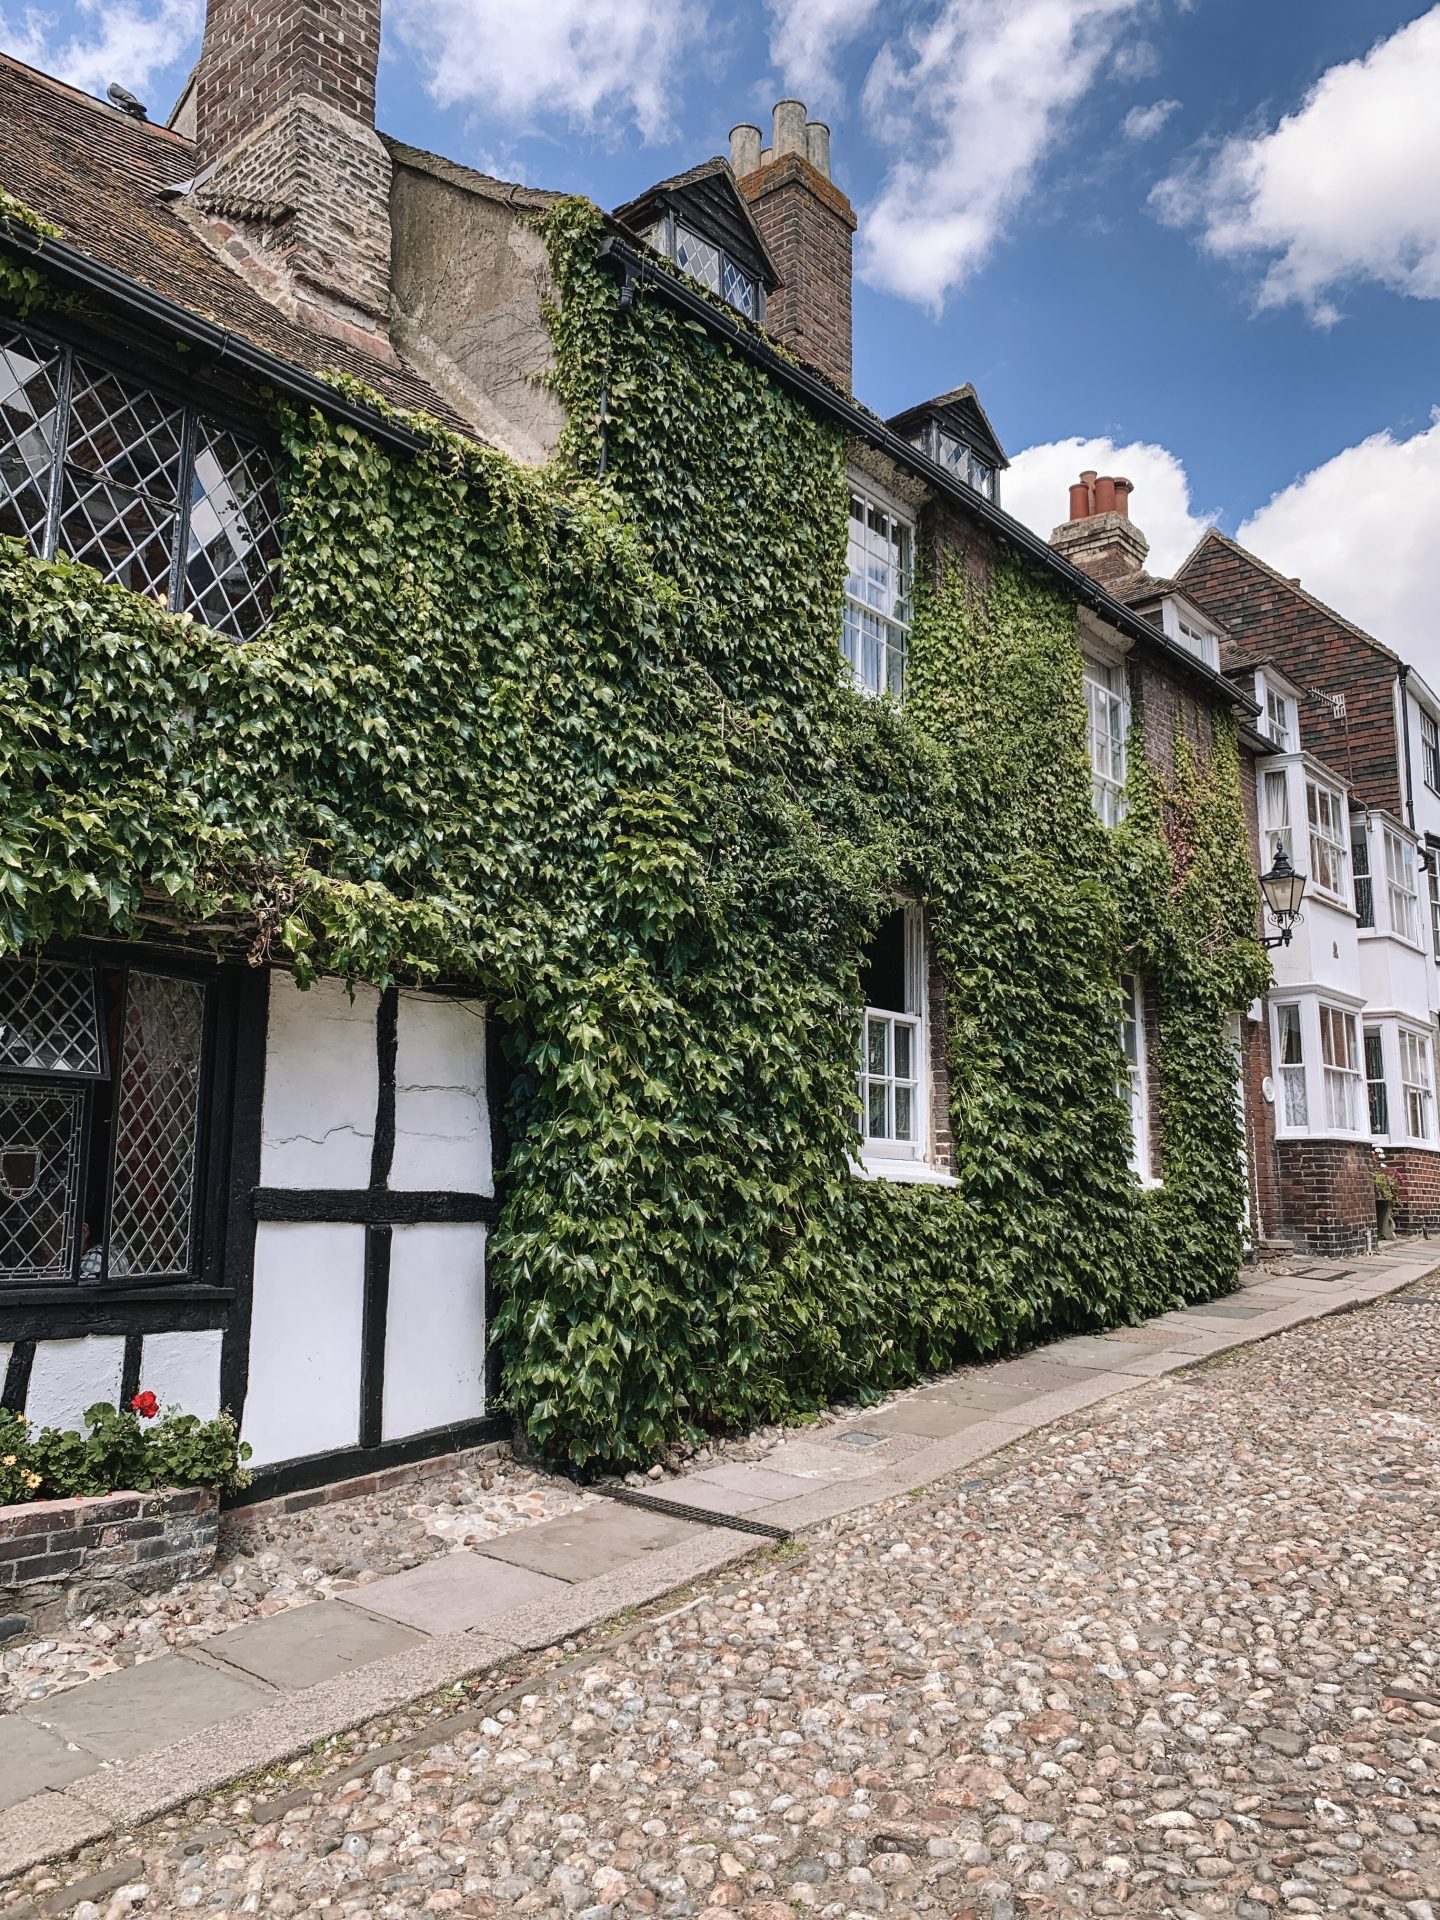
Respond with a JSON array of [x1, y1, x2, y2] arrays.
[[0, 1487, 218, 1631], [1178, 532, 1403, 815], [1275, 1138, 1378, 1254], [190, 0, 393, 334], [1382, 1146, 1440, 1235], [740, 153, 855, 392]]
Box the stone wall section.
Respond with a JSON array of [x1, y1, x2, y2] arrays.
[[0, 1488, 218, 1628]]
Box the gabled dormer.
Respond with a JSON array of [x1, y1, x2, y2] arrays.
[[613, 158, 780, 323], [886, 385, 1009, 504], [1253, 664, 1304, 754]]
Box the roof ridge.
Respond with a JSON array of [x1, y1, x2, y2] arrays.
[[0, 48, 192, 145]]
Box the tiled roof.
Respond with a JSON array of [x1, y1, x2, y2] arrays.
[[0, 51, 469, 430]]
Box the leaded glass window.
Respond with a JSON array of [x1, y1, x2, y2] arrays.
[[654, 221, 759, 320], [0, 959, 209, 1287], [674, 225, 721, 294], [0, 320, 281, 641]]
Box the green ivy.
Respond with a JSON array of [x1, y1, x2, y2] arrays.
[[0, 200, 1265, 1469]]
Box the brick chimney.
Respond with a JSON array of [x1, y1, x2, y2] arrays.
[[729, 101, 855, 391], [185, 0, 392, 344], [1049, 470, 1149, 586]]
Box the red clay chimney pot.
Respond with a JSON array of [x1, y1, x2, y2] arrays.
[[1093, 475, 1118, 514], [1113, 477, 1133, 520], [1068, 480, 1091, 521]]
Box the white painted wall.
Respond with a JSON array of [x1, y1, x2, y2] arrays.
[[381, 1223, 487, 1440], [24, 1336, 125, 1432], [140, 1328, 223, 1421], [242, 1222, 365, 1467], [390, 992, 490, 1193], [260, 975, 378, 1188]]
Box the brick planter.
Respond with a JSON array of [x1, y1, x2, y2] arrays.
[[0, 1487, 219, 1633]]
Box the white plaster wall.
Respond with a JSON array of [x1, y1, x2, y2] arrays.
[[381, 1223, 487, 1441], [241, 1222, 365, 1467], [24, 1336, 126, 1432], [260, 974, 379, 1189], [140, 1329, 223, 1421], [390, 992, 490, 1193]]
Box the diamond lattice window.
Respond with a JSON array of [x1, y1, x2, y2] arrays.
[[108, 974, 205, 1279], [0, 1082, 86, 1281], [674, 226, 722, 294], [0, 321, 281, 639], [0, 960, 209, 1287], [183, 424, 283, 641], [0, 960, 106, 1075], [0, 323, 62, 551]]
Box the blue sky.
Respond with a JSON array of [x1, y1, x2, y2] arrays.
[[6, 0, 1438, 670]]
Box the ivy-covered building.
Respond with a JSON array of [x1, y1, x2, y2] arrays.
[[0, 0, 1266, 1492]]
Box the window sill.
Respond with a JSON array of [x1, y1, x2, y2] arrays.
[[1357, 928, 1426, 952], [850, 1153, 959, 1189]]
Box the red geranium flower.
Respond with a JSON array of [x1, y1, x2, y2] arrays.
[[130, 1390, 159, 1419]]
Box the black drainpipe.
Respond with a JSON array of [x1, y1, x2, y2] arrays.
[[1399, 662, 1416, 832]]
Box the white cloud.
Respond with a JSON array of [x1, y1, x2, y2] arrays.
[[1152, 6, 1440, 324], [391, 0, 704, 141], [1122, 97, 1179, 141], [1236, 412, 1440, 666], [1003, 434, 1211, 574], [766, 0, 882, 109], [1, 0, 199, 101], [1110, 38, 1159, 81], [857, 0, 1148, 311]]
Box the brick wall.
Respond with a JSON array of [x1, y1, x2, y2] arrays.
[[740, 153, 855, 392], [1383, 1146, 1440, 1234], [195, 0, 381, 165], [190, 0, 392, 331], [1276, 1138, 1378, 1254], [1178, 534, 1402, 814], [0, 1488, 218, 1626]]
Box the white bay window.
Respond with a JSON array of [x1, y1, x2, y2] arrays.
[[1319, 1004, 1362, 1132], [1399, 1028, 1435, 1141], [1306, 778, 1348, 901]]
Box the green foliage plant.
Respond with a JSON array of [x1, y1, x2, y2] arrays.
[[0, 200, 1265, 1470], [0, 1402, 250, 1504]]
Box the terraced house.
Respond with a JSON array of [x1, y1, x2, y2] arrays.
[[0, 0, 1264, 1490]]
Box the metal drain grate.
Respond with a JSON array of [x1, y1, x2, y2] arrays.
[[594, 1483, 792, 1541]]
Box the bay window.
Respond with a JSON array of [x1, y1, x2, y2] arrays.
[[1306, 778, 1348, 900], [1422, 711, 1440, 794], [1083, 656, 1128, 827], [1263, 684, 1294, 751], [1, 320, 282, 641], [1399, 1029, 1434, 1141], [1263, 770, 1292, 863], [1319, 1004, 1362, 1131], [1352, 826, 1374, 928], [1384, 828, 1421, 944], [842, 486, 912, 700], [1365, 1029, 1388, 1135], [0, 959, 211, 1286], [1275, 1002, 1307, 1127]]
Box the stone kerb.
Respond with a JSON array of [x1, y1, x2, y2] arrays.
[[0, 1487, 219, 1631]]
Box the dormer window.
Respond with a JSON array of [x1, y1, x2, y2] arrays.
[[1258, 675, 1297, 751], [636, 211, 765, 322], [1172, 611, 1219, 669], [928, 428, 995, 501]]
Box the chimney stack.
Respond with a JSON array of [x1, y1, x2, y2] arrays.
[[729, 98, 855, 392], [184, 0, 393, 343], [1050, 471, 1149, 585]]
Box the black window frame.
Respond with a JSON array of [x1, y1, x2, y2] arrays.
[[643, 212, 765, 324], [0, 314, 283, 641], [0, 951, 226, 1296]]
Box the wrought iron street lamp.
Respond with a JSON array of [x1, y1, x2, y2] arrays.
[[1259, 843, 1307, 949]]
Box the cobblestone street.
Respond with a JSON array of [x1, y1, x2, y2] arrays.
[[10, 1278, 1440, 1920]]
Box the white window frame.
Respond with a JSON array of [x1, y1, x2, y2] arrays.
[[1083, 654, 1128, 827], [1262, 683, 1294, 752], [1262, 768, 1292, 863], [1306, 777, 1349, 902], [1383, 827, 1422, 946], [1274, 1001, 1307, 1129], [842, 481, 913, 701], [1422, 710, 1440, 795], [857, 904, 928, 1167], [1174, 614, 1219, 669], [1119, 973, 1154, 1184], [1398, 1027, 1435, 1142], [1364, 1026, 1389, 1138], [1319, 1003, 1362, 1133], [1429, 863, 1440, 966]]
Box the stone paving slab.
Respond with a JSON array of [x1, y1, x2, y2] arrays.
[[0, 1789, 112, 1882], [20, 1652, 270, 1761], [686, 1463, 817, 1501], [1045, 1335, 1158, 1367], [480, 1502, 704, 1582], [861, 1396, 997, 1439], [206, 1601, 423, 1691], [0, 1717, 98, 1812], [349, 1551, 571, 1633]]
